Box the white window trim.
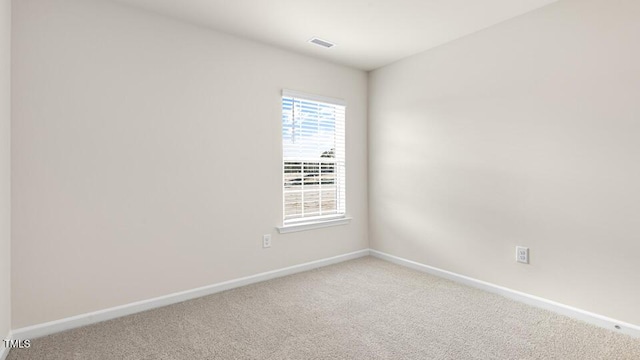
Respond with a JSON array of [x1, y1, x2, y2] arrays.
[[282, 89, 346, 107], [280, 89, 348, 231], [277, 216, 352, 234]]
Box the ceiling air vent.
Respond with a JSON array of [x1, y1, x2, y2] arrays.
[[308, 37, 336, 49]]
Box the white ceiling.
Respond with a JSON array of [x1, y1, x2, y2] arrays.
[[111, 0, 557, 71]]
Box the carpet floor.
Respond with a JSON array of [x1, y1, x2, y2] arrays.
[[7, 256, 640, 359]]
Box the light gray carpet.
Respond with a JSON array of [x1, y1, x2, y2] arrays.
[[8, 257, 640, 359]]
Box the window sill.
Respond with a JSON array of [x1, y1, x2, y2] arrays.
[[277, 217, 352, 234]]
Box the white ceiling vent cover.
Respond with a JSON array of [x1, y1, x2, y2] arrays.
[[308, 37, 336, 49]]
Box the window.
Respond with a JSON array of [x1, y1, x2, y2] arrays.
[[281, 90, 346, 227]]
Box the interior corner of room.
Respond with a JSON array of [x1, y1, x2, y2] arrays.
[[1, 0, 640, 359]]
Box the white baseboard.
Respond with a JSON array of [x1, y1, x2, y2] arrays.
[[370, 249, 640, 338], [0, 331, 11, 360], [12, 248, 639, 342], [12, 249, 370, 340]]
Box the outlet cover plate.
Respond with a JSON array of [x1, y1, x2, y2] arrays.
[[516, 246, 529, 264], [263, 234, 272, 248]]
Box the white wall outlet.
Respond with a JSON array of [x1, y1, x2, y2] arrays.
[[262, 234, 271, 248], [516, 246, 529, 264]]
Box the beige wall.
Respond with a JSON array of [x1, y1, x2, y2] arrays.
[[369, 0, 640, 325], [12, 0, 368, 328], [0, 0, 10, 340]]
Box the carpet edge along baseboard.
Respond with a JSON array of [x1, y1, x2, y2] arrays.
[[10, 248, 640, 340], [11, 249, 370, 340], [369, 249, 640, 339]]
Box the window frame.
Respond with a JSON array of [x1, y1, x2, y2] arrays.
[[277, 89, 350, 233]]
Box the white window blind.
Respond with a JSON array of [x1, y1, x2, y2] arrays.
[[282, 90, 346, 224]]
